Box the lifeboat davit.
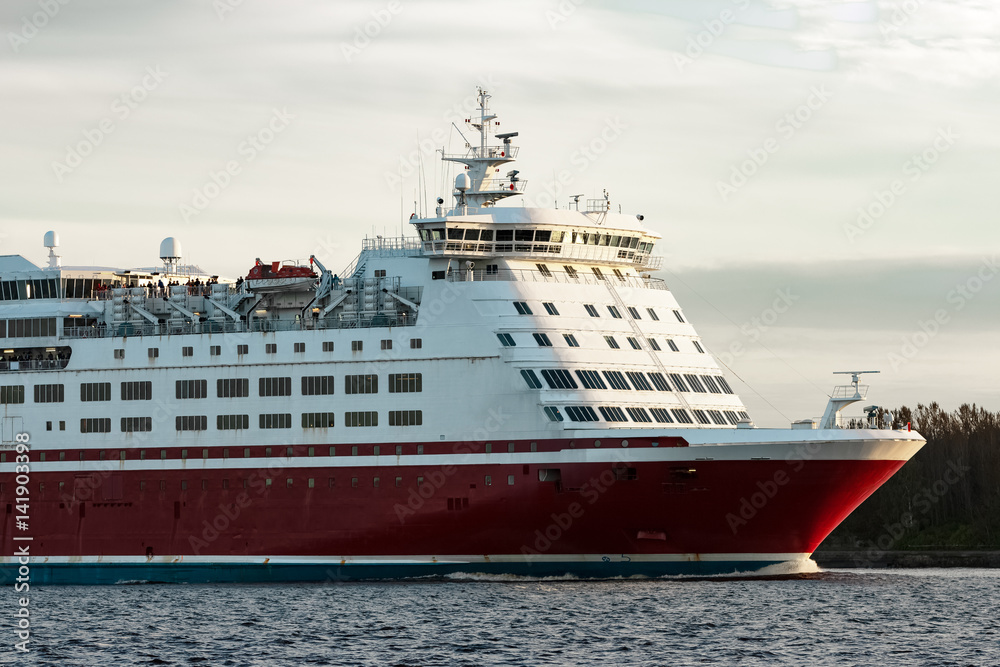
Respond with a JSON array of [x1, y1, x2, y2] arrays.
[[246, 259, 317, 293]]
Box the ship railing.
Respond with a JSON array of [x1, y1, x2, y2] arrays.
[[422, 240, 660, 270], [58, 315, 415, 340], [831, 384, 869, 400], [360, 237, 424, 253], [0, 358, 69, 372], [442, 145, 519, 161], [446, 268, 667, 290], [837, 414, 893, 430]]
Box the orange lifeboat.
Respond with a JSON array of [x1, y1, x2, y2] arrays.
[[245, 259, 317, 293]]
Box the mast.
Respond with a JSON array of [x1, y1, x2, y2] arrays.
[[441, 88, 527, 209]]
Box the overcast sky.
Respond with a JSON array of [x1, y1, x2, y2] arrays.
[[2, 0, 997, 425]]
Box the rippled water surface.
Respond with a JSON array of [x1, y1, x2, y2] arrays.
[[23, 567, 1000, 666]]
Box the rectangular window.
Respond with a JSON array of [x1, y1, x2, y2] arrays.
[[508, 475, 515, 485], [345, 411, 378, 427], [210, 345, 221, 356], [598, 406, 628, 422], [672, 408, 693, 424], [532, 333, 553, 347], [543, 406, 563, 422], [563, 333, 580, 347], [80, 418, 111, 433], [668, 373, 689, 392], [647, 372, 671, 392], [381, 339, 392, 350], [513, 301, 533, 315], [575, 370, 607, 390], [602, 371, 630, 390], [410, 338, 422, 349], [175, 379, 207, 399], [182, 346, 193, 357], [301, 412, 336, 428], [259, 377, 292, 396], [520, 369, 542, 389], [114, 349, 125, 359], [265, 343, 277, 354], [673, 309, 685, 323], [148, 347, 159, 358], [542, 302, 559, 315], [496, 333, 516, 347], [351, 340, 363, 352], [604, 335, 620, 349], [626, 372, 653, 391], [259, 413, 292, 429], [540, 369, 578, 390], [344, 374, 378, 394], [703, 376, 722, 394], [647, 338, 661, 351], [536, 264, 552, 277], [626, 306, 641, 319], [692, 409, 711, 425], [607, 305, 622, 319], [121, 417, 152, 433], [302, 375, 335, 395], [583, 304, 599, 317], [626, 336, 641, 350], [591, 267, 605, 281], [323, 341, 335, 352], [33, 383, 64, 403], [374, 269, 387, 277], [237, 344, 248, 355], [685, 375, 707, 393], [666, 339, 680, 352], [389, 410, 422, 426], [717, 377, 735, 394], [294, 342, 305, 353], [217, 414, 250, 430], [708, 409, 728, 425], [693, 341, 705, 353], [647, 308, 659, 321], [121, 381, 152, 400], [80, 382, 111, 402], [388, 373, 422, 393], [563, 266, 578, 278], [217, 378, 249, 398], [176, 415, 208, 431], [650, 407, 675, 423], [626, 407, 652, 423]]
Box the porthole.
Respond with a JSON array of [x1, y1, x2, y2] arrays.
[[621, 440, 629, 448], [594, 440, 601, 448]]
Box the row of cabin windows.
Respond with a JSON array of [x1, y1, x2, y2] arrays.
[[549, 405, 748, 426], [121, 339, 423, 360], [421, 227, 653, 252], [496, 331, 702, 353], [521, 369, 735, 395], [0, 317, 58, 337], [4, 374, 423, 405], [74, 410, 425, 434], [516, 300, 685, 325]]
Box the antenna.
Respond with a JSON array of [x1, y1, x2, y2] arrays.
[[833, 370, 880, 387]]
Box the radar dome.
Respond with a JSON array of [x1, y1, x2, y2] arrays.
[[43, 231, 59, 248], [159, 237, 182, 260], [455, 173, 471, 192]]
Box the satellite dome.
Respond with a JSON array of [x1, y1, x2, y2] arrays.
[[455, 173, 471, 192], [43, 231, 60, 248], [159, 237, 182, 260]]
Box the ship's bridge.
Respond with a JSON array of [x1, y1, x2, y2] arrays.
[[411, 207, 662, 271]]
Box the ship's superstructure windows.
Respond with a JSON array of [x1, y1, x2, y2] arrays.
[[614, 269, 626, 281], [647, 373, 671, 391], [626, 337, 641, 350], [176, 416, 207, 431], [410, 338, 422, 349], [703, 376, 721, 394], [352, 341, 363, 351], [496, 230, 514, 242], [513, 301, 532, 315], [666, 339, 679, 352], [627, 307, 641, 320], [537, 264, 552, 277], [81, 382, 111, 402], [497, 333, 516, 347], [0, 277, 59, 301], [625, 372, 652, 391], [260, 377, 292, 397], [533, 333, 553, 347], [708, 410, 727, 425], [599, 406, 628, 422], [563, 333, 580, 347], [650, 408, 674, 423], [0, 318, 56, 337], [607, 306, 622, 319], [261, 413, 292, 429], [323, 341, 335, 352], [374, 269, 387, 277], [381, 340, 392, 350], [692, 409, 711, 425], [592, 268, 605, 280], [626, 407, 652, 423], [345, 411, 378, 427], [541, 369, 577, 390], [685, 375, 707, 393], [486, 264, 498, 275], [148, 348, 159, 358], [294, 342, 305, 353], [265, 344, 277, 354], [648, 339, 661, 351], [34, 383, 64, 403], [602, 371, 630, 391], [604, 335, 620, 349], [672, 409, 693, 424], [114, 349, 125, 360], [542, 302, 559, 315], [583, 304, 599, 317], [81, 418, 111, 433], [210, 346, 221, 356], [301, 412, 335, 428], [693, 341, 705, 353], [673, 310, 685, 323], [521, 369, 542, 389], [724, 411, 741, 425], [182, 347, 193, 357], [237, 344, 248, 355], [448, 228, 464, 240], [217, 378, 249, 398], [176, 379, 207, 400], [668, 374, 689, 392], [564, 266, 578, 278], [389, 410, 422, 426], [302, 376, 335, 395], [718, 377, 734, 394], [345, 374, 378, 394], [389, 373, 422, 393], [217, 414, 249, 430], [543, 406, 564, 422], [2, 385, 25, 404], [575, 370, 607, 390], [647, 308, 659, 321]]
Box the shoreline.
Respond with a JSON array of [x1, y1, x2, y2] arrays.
[[813, 550, 1000, 569]]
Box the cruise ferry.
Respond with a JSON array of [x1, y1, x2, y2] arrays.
[[0, 90, 923, 584]]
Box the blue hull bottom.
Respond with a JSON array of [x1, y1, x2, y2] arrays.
[[2, 559, 788, 585]]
